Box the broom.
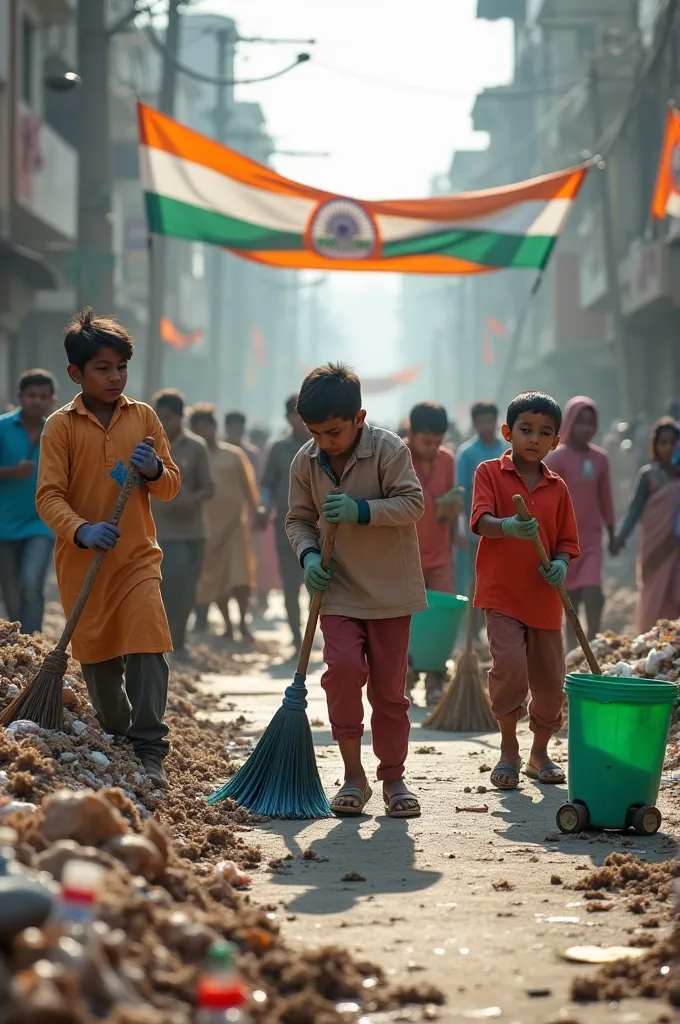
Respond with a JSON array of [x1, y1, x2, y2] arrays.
[[0, 438, 155, 731], [512, 495, 601, 675], [207, 520, 339, 818], [424, 575, 496, 732]]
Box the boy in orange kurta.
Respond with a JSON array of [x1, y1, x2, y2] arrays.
[[36, 309, 180, 787]]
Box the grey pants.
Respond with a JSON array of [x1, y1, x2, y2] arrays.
[[159, 538, 205, 651], [80, 654, 170, 758], [0, 536, 55, 634], [276, 527, 304, 644]]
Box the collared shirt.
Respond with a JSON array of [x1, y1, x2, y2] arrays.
[[151, 429, 214, 541], [36, 393, 180, 662], [286, 423, 427, 620], [470, 450, 580, 630], [260, 431, 308, 518], [410, 446, 455, 571], [456, 435, 510, 532], [0, 409, 52, 541]]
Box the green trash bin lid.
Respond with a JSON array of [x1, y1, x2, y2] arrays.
[[565, 672, 679, 705]]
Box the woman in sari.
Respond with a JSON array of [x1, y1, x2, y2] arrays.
[[614, 418, 680, 631]]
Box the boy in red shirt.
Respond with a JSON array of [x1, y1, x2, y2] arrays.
[[470, 390, 580, 791], [406, 402, 460, 705]]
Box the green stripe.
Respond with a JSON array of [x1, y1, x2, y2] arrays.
[[146, 192, 557, 270], [145, 193, 305, 251], [382, 228, 556, 269]]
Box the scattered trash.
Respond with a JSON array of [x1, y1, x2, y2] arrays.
[[342, 870, 366, 882], [478, 764, 492, 773], [561, 945, 648, 964], [461, 1008, 502, 1019], [455, 804, 489, 813]]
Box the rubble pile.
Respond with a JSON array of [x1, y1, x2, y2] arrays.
[[1, 787, 440, 1023], [567, 619, 680, 684]]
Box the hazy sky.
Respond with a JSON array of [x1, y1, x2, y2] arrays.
[[185, 0, 513, 420]]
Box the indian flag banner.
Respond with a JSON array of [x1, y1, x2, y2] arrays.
[[138, 102, 588, 275]]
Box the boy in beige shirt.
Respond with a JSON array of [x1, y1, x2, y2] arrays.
[[286, 363, 426, 818]]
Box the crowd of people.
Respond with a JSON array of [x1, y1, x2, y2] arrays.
[[1, 307, 680, 802]]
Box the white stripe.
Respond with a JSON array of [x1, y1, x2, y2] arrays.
[[376, 199, 573, 242], [141, 144, 573, 242], [140, 145, 315, 233]]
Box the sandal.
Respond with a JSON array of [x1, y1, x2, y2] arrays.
[[490, 759, 522, 790], [384, 788, 421, 819], [330, 783, 373, 817], [525, 760, 565, 785]]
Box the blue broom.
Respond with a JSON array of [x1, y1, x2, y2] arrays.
[[206, 521, 338, 818]]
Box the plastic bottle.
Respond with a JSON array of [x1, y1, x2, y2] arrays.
[[58, 859, 105, 933], [196, 941, 250, 1023]]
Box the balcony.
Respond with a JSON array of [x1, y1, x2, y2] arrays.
[[14, 102, 78, 245]]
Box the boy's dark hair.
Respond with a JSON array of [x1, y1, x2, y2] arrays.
[[650, 416, 679, 460], [19, 368, 56, 395], [189, 402, 216, 429], [225, 410, 246, 427], [64, 307, 134, 370], [506, 390, 562, 433], [153, 388, 185, 417], [470, 400, 498, 421], [285, 393, 298, 416], [409, 401, 448, 436], [297, 362, 362, 423]]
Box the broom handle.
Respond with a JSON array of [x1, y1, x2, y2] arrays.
[[465, 568, 475, 654], [56, 437, 156, 653], [296, 519, 340, 677], [512, 494, 601, 675]]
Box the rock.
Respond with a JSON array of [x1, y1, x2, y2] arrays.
[[3, 684, 19, 700], [88, 751, 111, 769], [0, 873, 55, 944], [41, 789, 128, 846], [0, 771, 8, 786], [59, 752, 77, 763], [5, 720, 40, 739], [0, 801, 37, 819], [36, 839, 115, 882], [105, 834, 165, 881], [143, 818, 172, 862], [71, 720, 87, 736]]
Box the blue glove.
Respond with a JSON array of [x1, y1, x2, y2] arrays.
[[539, 558, 569, 588], [501, 515, 539, 540], [76, 522, 120, 551], [323, 492, 359, 524], [130, 443, 160, 480], [302, 551, 332, 592]]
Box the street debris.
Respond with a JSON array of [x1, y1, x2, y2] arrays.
[[561, 945, 648, 964], [455, 804, 488, 813]]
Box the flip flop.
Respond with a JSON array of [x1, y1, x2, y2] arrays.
[[384, 789, 421, 819], [331, 784, 373, 817], [490, 759, 522, 790], [525, 761, 566, 785]]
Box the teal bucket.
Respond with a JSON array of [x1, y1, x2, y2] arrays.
[[408, 591, 469, 673], [564, 673, 678, 830]]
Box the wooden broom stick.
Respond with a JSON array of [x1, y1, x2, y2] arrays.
[[512, 494, 601, 675]]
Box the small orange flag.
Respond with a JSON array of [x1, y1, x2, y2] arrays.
[[160, 317, 204, 349], [651, 107, 680, 219]]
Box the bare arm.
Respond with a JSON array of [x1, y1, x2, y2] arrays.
[[475, 513, 506, 539]]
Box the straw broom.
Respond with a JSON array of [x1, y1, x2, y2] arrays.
[[424, 576, 496, 732], [207, 520, 339, 819], [0, 439, 153, 732]]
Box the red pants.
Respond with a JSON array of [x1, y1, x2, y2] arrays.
[[485, 609, 565, 736], [320, 614, 411, 781], [422, 560, 455, 594]]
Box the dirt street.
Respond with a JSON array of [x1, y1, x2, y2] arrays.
[[198, 605, 678, 1024]]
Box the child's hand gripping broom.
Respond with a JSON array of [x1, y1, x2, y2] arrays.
[[0, 438, 156, 732], [207, 520, 339, 818], [512, 495, 602, 675], [424, 574, 496, 732]]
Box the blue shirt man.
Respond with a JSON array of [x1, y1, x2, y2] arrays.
[[0, 370, 56, 633]]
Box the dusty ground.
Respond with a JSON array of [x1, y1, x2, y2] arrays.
[[194, 599, 678, 1024]]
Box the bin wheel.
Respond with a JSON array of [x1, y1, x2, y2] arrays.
[[556, 801, 590, 834], [631, 805, 661, 836]]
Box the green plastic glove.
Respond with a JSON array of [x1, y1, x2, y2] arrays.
[[501, 515, 539, 540], [303, 551, 332, 592], [323, 492, 359, 524], [539, 558, 569, 588]]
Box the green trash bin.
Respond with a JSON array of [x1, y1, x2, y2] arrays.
[[408, 591, 468, 673], [557, 673, 679, 836]]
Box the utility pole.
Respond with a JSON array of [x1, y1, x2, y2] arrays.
[[588, 62, 633, 423], [144, 0, 181, 400], [76, 0, 113, 311]]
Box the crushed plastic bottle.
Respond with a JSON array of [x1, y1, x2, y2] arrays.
[[196, 940, 250, 1022]]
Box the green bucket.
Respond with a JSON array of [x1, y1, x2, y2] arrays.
[[408, 591, 468, 673], [564, 673, 678, 829]]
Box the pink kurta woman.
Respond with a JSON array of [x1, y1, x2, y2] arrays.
[[545, 396, 617, 647]]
